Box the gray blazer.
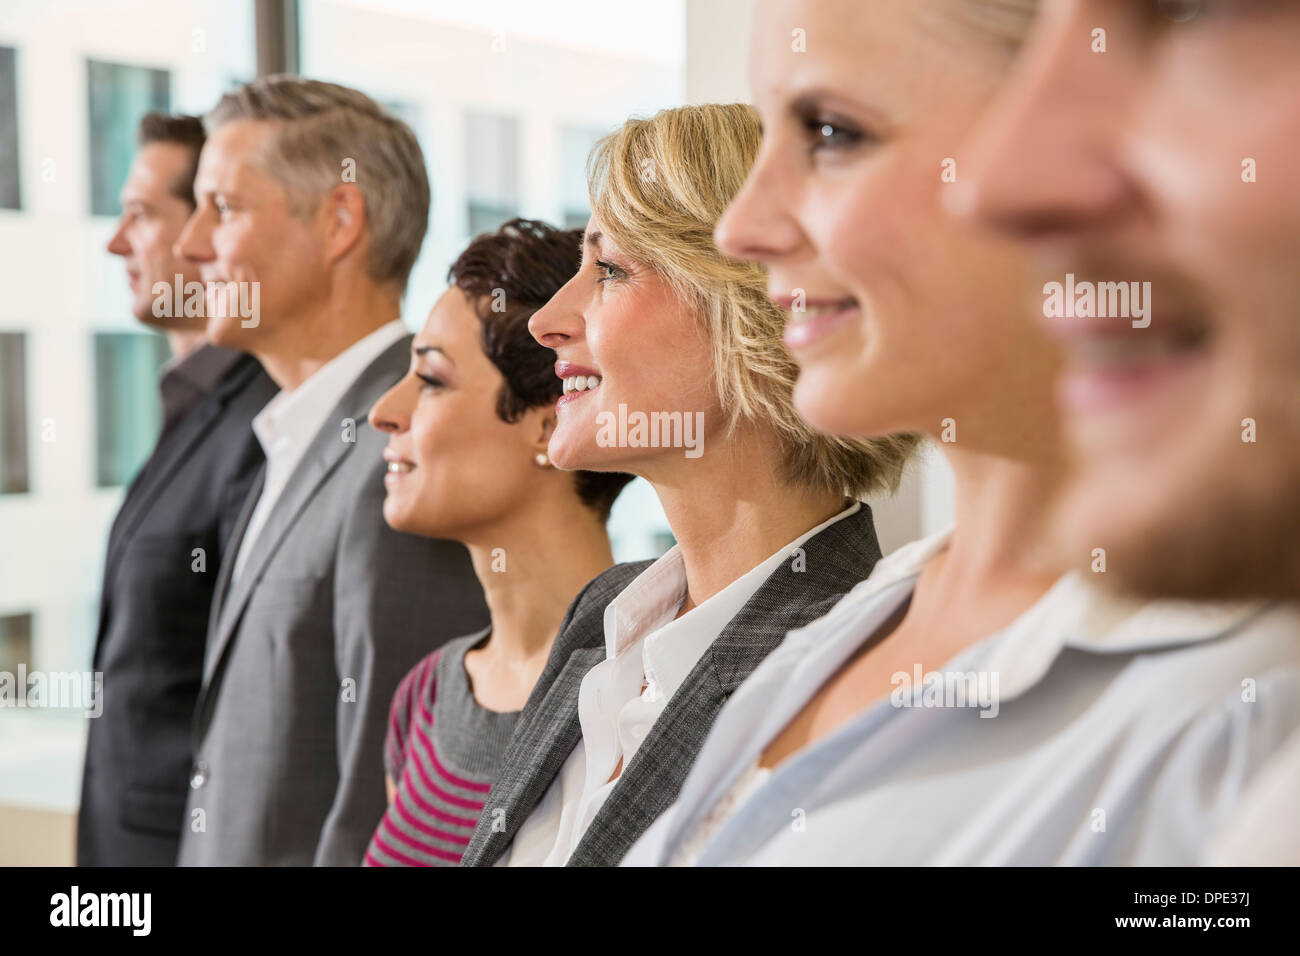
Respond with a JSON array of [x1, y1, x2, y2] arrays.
[[461, 504, 882, 867], [177, 335, 489, 866]]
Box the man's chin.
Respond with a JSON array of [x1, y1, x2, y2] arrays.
[[133, 308, 202, 335], [1061, 455, 1297, 601], [205, 316, 250, 349]]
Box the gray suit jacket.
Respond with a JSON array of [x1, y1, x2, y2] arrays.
[[177, 335, 489, 866], [461, 504, 882, 867]]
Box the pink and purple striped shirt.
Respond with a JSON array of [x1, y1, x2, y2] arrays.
[[364, 629, 519, 867]]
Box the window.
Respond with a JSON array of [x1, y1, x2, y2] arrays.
[[0, 332, 28, 494], [0, 613, 33, 676], [560, 125, 606, 231], [86, 59, 171, 217], [0, 47, 19, 211], [465, 112, 519, 237], [93, 332, 170, 487]]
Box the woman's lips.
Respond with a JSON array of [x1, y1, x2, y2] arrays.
[[555, 360, 602, 411], [382, 450, 415, 488], [556, 384, 599, 412], [776, 298, 860, 351]]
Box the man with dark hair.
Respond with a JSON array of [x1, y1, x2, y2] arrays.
[[79, 112, 278, 866]]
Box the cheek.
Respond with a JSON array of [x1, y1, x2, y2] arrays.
[[222, 218, 286, 275], [410, 398, 469, 468], [607, 291, 713, 406], [213, 222, 248, 266], [137, 224, 169, 265], [413, 396, 525, 474], [819, 156, 934, 300]]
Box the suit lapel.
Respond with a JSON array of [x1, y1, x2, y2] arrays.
[[475, 645, 606, 861], [102, 360, 257, 592], [199, 335, 411, 691], [567, 504, 883, 865], [205, 464, 263, 642]]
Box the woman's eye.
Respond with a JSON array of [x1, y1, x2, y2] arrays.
[[804, 115, 865, 153], [594, 259, 623, 283], [416, 372, 445, 392]]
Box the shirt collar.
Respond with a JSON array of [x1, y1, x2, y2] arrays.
[[160, 342, 243, 392], [799, 524, 1272, 702], [605, 499, 863, 701], [252, 318, 406, 461], [982, 572, 1271, 701], [158, 343, 244, 430]]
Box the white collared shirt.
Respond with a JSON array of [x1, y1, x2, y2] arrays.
[[503, 500, 863, 866], [1205, 726, 1300, 865], [622, 528, 1300, 866], [231, 319, 407, 584]]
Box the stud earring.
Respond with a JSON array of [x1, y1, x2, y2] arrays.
[[534, 453, 549, 467]]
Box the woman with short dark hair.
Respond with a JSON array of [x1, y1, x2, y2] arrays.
[[362, 219, 633, 867]]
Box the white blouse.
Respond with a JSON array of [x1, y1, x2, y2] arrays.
[[503, 501, 862, 866]]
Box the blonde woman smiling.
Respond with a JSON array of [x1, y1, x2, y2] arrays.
[[459, 104, 918, 867]]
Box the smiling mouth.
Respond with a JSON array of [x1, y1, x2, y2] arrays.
[[1067, 321, 1209, 370], [386, 461, 415, 474], [779, 297, 860, 350], [1056, 313, 1214, 418], [555, 361, 602, 408], [562, 374, 602, 394], [786, 299, 857, 322]]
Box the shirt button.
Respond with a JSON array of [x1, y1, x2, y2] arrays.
[[190, 761, 209, 790]]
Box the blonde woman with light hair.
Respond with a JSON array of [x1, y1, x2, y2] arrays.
[[457, 103, 919, 867]]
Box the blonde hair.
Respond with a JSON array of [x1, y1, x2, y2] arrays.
[[588, 104, 919, 500], [206, 75, 429, 295]]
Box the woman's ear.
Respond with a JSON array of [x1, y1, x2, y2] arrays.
[[532, 405, 558, 455]]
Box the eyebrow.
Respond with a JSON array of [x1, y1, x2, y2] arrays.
[[414, 344, 455, 366], [585, 230, 602, 249]]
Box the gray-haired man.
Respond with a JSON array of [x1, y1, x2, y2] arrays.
[[174, 76, 488, 865]]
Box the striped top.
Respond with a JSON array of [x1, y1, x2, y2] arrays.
[[364, 629, 519, 867]]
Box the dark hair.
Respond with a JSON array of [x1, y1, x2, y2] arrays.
[[448, 218, 633, 523], [138, 112, 205, 208]]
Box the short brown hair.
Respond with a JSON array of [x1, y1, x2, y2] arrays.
[[449, 218, 634, 522], [205, 75, 430, 296], [138, 112, 205, 208]]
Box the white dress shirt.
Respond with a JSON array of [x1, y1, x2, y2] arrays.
[[623, 529, 1300, 866], [231, 319, 407, 584], [503, 500, 862, 866], [1205, 725, 1300, 865]]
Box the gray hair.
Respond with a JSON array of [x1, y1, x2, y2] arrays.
[[206, 75, 430, 295]]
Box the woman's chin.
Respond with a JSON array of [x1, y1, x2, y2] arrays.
[[792, 368, 879, 437], [381, 496, 418, 534], [548, 435, 607, 473]]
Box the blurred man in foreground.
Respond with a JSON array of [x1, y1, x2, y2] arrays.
[[958, 0, 1300, 864]]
